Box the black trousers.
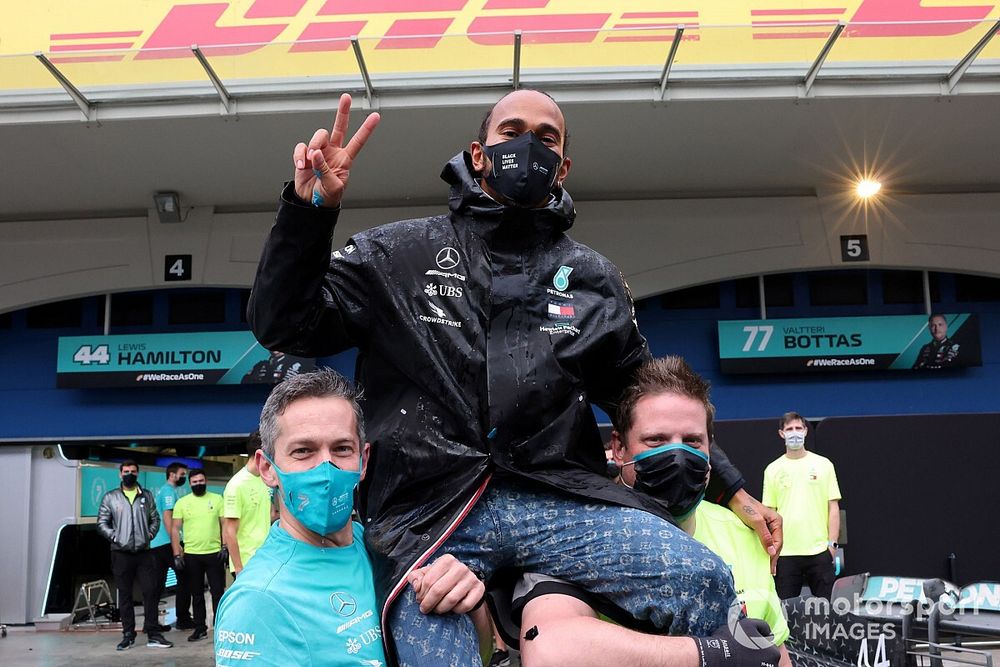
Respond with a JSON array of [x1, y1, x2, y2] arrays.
[[186, 552, 226, 631], [775, 550, 836, 600], [151, 543, 192, 623], [110, 549, 158, 635]]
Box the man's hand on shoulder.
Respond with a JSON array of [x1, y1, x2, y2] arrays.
[[406, 554, 485, 615], [292, 93, 380, 209]]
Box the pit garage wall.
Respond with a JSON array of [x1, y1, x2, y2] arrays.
[[0, 446, 77, 625]]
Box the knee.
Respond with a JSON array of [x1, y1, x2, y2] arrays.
[[519, 633, 565, 667]]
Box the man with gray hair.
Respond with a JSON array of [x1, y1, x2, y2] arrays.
[[213, 369, 485, 666]]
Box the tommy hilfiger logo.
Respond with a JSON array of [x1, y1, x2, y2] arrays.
[[547, 302, 575, 319]]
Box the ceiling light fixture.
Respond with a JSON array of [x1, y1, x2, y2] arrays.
[[855, 178, 882, 199], [153, 191, 182, 223]]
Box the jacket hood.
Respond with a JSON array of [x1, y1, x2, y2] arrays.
[[440, 151, 576, 233]]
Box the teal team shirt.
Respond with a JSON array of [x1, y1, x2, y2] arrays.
[[150, 482, 188, 548], [214, 521, 387, 667]]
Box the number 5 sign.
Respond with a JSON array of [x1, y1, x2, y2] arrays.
[[164, 254, 192, 281], [840, 235, 870, 262]]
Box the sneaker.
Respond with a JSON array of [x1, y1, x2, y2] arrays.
[[155, 623, 172, 633], [174, 618, 196, 631], [146, 633, 174, 648], [187, 629, 209, 642], [116, 634, 136, 651], [487, 649, 511, 667]]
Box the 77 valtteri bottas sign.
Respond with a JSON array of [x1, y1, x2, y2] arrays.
[[718, 314, 981, 374]]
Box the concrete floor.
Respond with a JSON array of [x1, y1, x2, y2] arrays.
[[0, 624, 216, 667], [0, 590, 523, 667]]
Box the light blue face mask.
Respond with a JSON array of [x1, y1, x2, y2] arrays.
[[784, 431, 806, 450], [263, 451, 361, 537]]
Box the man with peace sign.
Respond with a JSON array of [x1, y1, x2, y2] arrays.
[[249, 91, 780, 666]]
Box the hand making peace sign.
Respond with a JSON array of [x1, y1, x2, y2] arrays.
[[293, 93, 381, 208]]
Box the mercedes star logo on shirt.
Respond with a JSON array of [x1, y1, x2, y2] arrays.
[[330, 592, 358, 617], [435, 247, 460, 270]]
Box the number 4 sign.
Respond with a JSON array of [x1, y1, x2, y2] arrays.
[[164, 255, 192, 281]]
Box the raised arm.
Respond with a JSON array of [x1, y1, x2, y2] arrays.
[[248, 94, 381, 357]]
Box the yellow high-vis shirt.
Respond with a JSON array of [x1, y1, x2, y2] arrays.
[[762, 451, 841, 557], [694, 502, 790, 645], [173, 492, 224, 554], [223, 466, 272, 569]]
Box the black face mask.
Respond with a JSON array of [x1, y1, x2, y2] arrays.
[[624, 444, 710, 520], [121, 473, 138, 488], [482, 131, 562, 208], [175, 476, 187, 487], [191, 484, 207, 497]]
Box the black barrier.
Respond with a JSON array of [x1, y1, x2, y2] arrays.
[[712, 413, 1000, 585]]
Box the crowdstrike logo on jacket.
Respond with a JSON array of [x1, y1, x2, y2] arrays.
[[419, 300, 462, 328]]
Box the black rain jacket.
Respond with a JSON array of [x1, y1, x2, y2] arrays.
[[248, 152, 745, 653]]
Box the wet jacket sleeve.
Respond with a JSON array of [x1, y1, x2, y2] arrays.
[[706, 441, 746, 506], [248, 183, 371, 358], [585, 268, 652, 415]]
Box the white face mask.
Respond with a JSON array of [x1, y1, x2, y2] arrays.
[[783, 431, 806, 450]]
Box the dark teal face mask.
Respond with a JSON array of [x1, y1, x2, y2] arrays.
[[263, 452, 360, 537], [623, 444, 710, 520]]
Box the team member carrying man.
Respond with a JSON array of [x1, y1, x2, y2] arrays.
[[491, 357, 789, 667], [214, 369, 486, 666]]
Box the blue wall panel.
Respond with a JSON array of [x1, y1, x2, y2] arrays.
[[1, 272, 997, 440]]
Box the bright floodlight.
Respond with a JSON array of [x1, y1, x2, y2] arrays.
[[856, 178, 882, 199]]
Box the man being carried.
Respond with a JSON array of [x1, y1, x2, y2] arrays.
[[214, 369, 485, 666], [249, 91, 780, 665]]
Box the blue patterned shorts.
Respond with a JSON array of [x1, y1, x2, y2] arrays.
[[390, 477, 737, 666]]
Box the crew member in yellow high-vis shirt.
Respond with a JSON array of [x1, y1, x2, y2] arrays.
[[223, 434, 273, 577], [494, 357, 786, 667], [694, 502, 790, 649], [170, 468, 225, 643], [763, 411, 842, 601]]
